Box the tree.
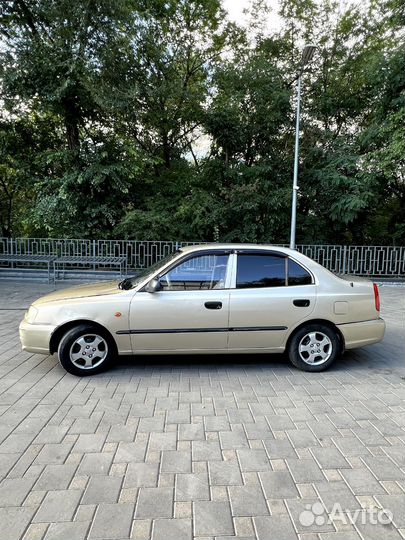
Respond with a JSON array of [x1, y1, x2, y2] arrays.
[[105, 0, 240, 239], [277, 0, 404, 244], [358, 45, 405, 244], [0, 112, 62, 236], [190, 37, 293, 242], [0, 0, 145, 236], [0, 0, 403, 245]]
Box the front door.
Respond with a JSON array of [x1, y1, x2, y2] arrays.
[[129, 251, 231, 352], [228, 252, 317, 351]]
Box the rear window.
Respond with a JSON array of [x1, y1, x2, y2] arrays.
[[288, 259, 312, 285]]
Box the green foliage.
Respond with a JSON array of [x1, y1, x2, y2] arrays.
[[0, 111, 63, 236], [30, 136, 148, 237], [0, 0, 403, 244]]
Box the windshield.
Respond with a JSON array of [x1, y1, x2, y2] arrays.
[[121, 250, 181, 289]]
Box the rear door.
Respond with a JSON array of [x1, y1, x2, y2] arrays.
[[228, 251, 316, 351]]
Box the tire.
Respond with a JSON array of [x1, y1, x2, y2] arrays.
[[288, 323, 341, 372], [58, 324, 116, 376]]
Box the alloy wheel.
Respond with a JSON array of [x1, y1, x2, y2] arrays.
[[69, 334, 108, 370], [298, 331, 332, 365]]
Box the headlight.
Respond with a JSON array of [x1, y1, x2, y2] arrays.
[[25, 305, 38, 323]]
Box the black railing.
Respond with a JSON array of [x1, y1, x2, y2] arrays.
[[0, 238, 404, 277]]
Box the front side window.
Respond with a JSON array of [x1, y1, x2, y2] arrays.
[[159, 254, 229, 291], [236, 254, 286, 288], [124, 250, 181, 289]]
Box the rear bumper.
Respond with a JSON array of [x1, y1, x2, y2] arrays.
[[19, 319, 54, 355], [338, 317, 385, 350]]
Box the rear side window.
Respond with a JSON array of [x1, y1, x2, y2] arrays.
[[236, 255, 286, 288], [288, 259, 312, 285]]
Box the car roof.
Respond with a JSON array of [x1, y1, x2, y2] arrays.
[[179, 243, 297, 256]]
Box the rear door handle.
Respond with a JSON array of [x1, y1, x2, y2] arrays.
[[204, 301, 222, 310], [293, 299, 310, 307]]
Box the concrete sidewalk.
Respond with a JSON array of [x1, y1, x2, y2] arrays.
[[0, 282, 404, 540]]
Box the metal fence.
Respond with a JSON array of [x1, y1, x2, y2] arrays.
[[0, 238, 404, 277]]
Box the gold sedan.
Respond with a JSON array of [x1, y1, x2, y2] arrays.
[[19, 244, 385, 376]]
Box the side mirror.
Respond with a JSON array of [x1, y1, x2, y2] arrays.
[[145, 278, 162, 293]]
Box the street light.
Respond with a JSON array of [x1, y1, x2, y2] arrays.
[[289, 44, 317, 250]]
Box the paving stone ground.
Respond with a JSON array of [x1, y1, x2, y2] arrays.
[[0, 280, 404, 540]]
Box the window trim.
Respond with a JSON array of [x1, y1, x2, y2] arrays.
[[233, 249, 288, 258], [136, 248, 316, 293]]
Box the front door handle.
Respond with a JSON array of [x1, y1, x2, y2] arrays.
[[204, 301, 222, 310], [293, 299, 310, 307]]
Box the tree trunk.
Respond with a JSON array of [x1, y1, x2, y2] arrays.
[[65, 114, 80, 153], [162, 132, 171, 168], [0, 179, 13, 237], [63, 95, 81, 153]]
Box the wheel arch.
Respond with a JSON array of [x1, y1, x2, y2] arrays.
[[286, 318, 345, 354], [49, 319, 117, 355]]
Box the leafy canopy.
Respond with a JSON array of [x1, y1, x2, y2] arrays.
[[0, 0, 403, 244]]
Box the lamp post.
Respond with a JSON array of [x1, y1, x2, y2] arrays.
[[289, 44, 317, 250]]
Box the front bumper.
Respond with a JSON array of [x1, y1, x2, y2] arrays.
[[19, 319, 55, 355], [338, 317, 386, 350]]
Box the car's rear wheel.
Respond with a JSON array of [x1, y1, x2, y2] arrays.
[[58, 324, 116, 376], [288, 323, 341, 372]]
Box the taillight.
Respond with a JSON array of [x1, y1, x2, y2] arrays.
[[373, 283, 380, 312]]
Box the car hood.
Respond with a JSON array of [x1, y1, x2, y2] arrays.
[[33, 281, 120, 305]]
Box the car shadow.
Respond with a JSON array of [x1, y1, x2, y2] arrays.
[[112, 352, 291, 370], [106, 350, 365, 375], [101, 346, 404, 378]]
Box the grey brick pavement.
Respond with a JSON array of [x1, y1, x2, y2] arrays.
[[0, 281, 404, 539]]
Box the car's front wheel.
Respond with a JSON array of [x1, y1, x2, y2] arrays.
[[288, 323, 341, 372], [58, 324, 116, 376]]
